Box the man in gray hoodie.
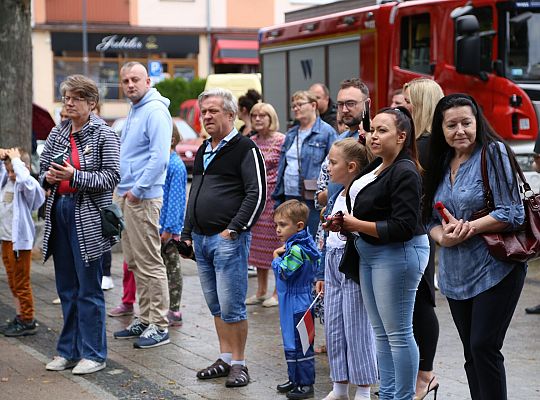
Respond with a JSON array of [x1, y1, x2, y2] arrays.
[[113, 61, 172, 349]]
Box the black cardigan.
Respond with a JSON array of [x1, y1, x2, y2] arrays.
[[340, 151, 424, 282]]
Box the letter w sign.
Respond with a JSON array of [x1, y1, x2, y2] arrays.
[[301, 59, 313, 80]]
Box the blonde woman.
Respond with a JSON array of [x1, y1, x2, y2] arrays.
[[246, 102, 285, 307], [272, 90, 337, 239], [403, 78, 444, 399]]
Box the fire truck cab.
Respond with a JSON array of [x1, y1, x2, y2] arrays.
[[259, 0, 540, 142]]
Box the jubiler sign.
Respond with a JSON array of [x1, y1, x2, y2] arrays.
[[96, 35, 144, 52], [51, 32, 199, 57]]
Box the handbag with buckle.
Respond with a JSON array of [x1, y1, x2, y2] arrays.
[[470, 144, 540, 263]]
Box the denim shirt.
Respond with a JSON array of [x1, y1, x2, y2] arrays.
[[272, 117, 337, 205], [427, 142, 525, 300]]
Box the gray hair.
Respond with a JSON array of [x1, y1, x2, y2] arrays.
[[198, 88, 238, 117], [59, 74, 99, 106]]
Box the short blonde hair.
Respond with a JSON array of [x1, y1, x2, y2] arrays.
[[250, 102, 280, 132], [274, 199, 309, 225], [292, 90, 318, 105], [59, 74, 99, 109], [403, 78, 444, 139]]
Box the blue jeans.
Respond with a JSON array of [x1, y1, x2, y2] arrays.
[[52, 195, 106, 362], [192, 231, 251, 323], [355, 235, 429, 400]]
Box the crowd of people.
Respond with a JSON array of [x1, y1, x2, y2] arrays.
[[0, 63, 537, 400]]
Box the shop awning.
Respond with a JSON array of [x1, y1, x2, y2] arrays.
[[213, 39, 259, 65]]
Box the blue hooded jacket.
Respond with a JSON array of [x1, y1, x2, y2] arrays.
[[117, 88, 172, 199]]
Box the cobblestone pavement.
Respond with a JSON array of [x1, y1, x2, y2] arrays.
[[1, 252, 539, 399]]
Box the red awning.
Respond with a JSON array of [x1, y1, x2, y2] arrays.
[[213, 39, 259, 65]]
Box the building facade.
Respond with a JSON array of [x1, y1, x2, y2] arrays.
[[32, 0, 336, 120]]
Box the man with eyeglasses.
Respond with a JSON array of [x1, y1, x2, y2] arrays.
[[113, 61, 173, 349], [310, 83, 337, 130], [315, 78, 370, 210]]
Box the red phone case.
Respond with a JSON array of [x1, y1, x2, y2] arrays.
[[434, 201, 450, 223]]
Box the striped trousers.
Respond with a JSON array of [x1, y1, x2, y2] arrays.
[[324, 247, 378, 385]]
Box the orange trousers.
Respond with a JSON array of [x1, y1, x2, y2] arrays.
[[1, 241, 34, 321]]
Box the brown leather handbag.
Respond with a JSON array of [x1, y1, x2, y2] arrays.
[[470, 145, 540, 263]]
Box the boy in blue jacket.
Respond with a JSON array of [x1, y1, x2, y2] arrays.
[[0, 148, 45, 336], [272, 200, 321, 400]]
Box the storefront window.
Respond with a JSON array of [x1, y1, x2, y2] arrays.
[[54, 59, 120, 100]]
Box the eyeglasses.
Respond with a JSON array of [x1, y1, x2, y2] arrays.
[[62, 96, 87, 104], [291, 102, 310, 110], [337, 100, 360, 110], [251, 113, 269, 119]]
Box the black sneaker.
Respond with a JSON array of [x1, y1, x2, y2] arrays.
[[277, 380, 295, 393], [286, 385, 314, 399], [114, 318, 148, 339], [4, 318, 37, 337], [0, 316, 18, 335]]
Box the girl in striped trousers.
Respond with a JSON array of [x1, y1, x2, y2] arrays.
[[316, 139, 378, 400]]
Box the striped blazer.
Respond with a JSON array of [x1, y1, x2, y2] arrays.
[[39, 113, 120, 263]]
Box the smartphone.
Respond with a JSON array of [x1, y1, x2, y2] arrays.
[[362, 100, 371, 133], [434, 201, 450, 223], [52, 152, 65, 166]]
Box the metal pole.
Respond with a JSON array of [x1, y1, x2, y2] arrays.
[[82, 0, 89, 76], [206, 0, 212, 75]]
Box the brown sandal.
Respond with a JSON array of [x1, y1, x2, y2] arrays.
[[196, 358, 231, 379], [225, 364, 250, 387]]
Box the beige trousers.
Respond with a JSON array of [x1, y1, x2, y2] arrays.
[[115, 194, 169, 328]]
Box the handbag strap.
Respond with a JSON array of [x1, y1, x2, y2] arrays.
[[479, 143, 532, 211]]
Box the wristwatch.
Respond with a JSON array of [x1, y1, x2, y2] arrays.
[[228, 229, 239, 240]]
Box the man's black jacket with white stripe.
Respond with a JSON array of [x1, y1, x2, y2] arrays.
[[181, 133, 267, 239]]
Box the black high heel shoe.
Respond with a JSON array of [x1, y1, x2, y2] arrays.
[[414, 376, 439, 400]]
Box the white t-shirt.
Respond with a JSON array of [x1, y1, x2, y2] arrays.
[[327, 192, 348, 249], [0, 180, 15, 241], [348, 165, 381, 206]]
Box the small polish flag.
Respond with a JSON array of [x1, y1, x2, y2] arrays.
[[296, 292, 321, 355]]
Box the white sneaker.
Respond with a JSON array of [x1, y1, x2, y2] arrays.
[[262, 296, 279, 307], [72, 358, 106, 375], [46, 356, 78, 371], [101, 276, 114, 290]]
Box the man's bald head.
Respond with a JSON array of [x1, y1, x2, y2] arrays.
[[121, 62, 151, 104]]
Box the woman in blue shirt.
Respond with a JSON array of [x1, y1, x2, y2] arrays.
[[273, 90, 337, 238], [423, 94, 526, 400]]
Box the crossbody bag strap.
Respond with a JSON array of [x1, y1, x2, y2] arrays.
[[296, 132, 302, 178], [479, 145, 495, 210]]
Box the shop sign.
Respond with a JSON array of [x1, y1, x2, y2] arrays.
[[96, 35, 144, 52]]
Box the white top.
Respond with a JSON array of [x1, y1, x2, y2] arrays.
[[349, 165, 381, 205], [0, 180, 14, 240], [284, 128, 311, 196], [327, 192, 348, 249]]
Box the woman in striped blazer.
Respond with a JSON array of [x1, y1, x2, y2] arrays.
[[39, 75, 120, 375]]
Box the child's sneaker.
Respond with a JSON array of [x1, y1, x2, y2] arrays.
[[107, 303, 134, 317], [113, 318, 148, 339], [101, 276, 114, 290], [167, 310, 183, 326], [4, 318, 37, 337], [0, 316, 18, 335], [133, 324, 170, 349]]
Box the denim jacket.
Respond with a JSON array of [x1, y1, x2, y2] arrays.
[[427, 142, 525, 300], [272, 117, 336, 205]]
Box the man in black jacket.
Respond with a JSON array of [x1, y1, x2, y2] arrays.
[[181, 88, 266, 387]]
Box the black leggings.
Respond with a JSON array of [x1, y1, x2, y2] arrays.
[[447, 265, 525, 400], [413, 278, 439, 371], [102, 250, 112, 277]]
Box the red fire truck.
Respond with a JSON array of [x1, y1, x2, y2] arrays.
[[259, 0, 540, 142]]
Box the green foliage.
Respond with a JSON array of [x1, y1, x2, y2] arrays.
[[155, 77, 206, 116]]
